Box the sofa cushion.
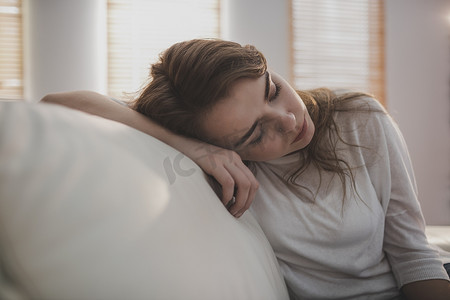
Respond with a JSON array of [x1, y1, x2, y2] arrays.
[[0, 102, 289, 300]]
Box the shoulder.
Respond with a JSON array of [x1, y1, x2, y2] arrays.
[[332, 89, 386, 113], [332, 93, 399, 144], [332, 92, 388, 124]]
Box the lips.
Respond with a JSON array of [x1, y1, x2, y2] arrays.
[[291, 117, 308, 144]]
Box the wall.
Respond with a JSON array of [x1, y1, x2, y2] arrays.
[[385, 0, 450, 225], [221, 0, 291, 80], [23, 0, 106, 101], [22, 0, 450, 224]]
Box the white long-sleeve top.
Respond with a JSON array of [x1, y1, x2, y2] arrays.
[[249, 97, 449, 299]]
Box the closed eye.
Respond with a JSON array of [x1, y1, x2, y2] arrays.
[[249, 126, 265, 145], [269, 82, 281, 102]]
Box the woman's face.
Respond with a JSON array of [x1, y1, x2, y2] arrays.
[[201, 71, 315, 161]]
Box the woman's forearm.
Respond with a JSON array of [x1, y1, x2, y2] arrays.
[[40, 91, 223, 166], [40, 91, 185, 149], [401, 279, 450, 300]]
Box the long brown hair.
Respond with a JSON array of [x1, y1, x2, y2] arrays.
[[131, 39, 266, 140], [290, 88, 379, 201], [131, 39, 379, 200]]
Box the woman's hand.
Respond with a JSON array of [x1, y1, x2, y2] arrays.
[[179, 140, 259, 218]]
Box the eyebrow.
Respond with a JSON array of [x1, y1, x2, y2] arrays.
[[232, 72, 269, 149]]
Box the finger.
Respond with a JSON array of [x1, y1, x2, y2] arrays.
[[234, 179, 258, 218], [230, 185, 250, 217], [224, 164, 251, 216], [234, 165, 259, 218], [209, 166, 235, 205], [236, 161, 259, 193]]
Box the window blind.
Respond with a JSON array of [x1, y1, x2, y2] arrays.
[[107, 0, 220, 99], [0, 0, 23, 100], [291, 0, 385, 104]]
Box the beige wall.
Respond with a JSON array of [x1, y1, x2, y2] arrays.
[[221, 0, 291, 80], [23, 0, 106, 101], [385, 0, 450, 225]]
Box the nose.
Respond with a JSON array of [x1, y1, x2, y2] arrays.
[[275, 111, 296, 133]]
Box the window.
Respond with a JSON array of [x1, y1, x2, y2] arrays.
[[0, 0, 23, 100], [107, 0, 220, 99], [291, 0, 385, 104]]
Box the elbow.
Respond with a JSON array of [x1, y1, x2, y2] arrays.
[[40, 91, 87, 109], [40, 93, 61, 105]]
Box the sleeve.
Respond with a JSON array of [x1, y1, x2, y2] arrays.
[[374, 111, 450, 287]]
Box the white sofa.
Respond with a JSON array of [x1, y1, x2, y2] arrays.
[[0, 102, 289, 300], [0, 101, 448, 299]]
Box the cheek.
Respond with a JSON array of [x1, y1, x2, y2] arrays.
[[238, 137, 286, 161]]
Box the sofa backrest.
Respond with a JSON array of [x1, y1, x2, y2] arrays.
[[0, 102, 289, 300]]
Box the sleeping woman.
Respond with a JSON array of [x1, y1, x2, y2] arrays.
[[42, 38, 450, 299]]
